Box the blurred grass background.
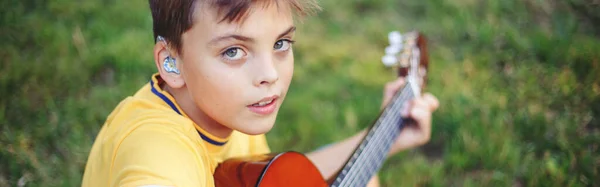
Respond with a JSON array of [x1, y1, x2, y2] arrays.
[[1, 0, 599, 186]]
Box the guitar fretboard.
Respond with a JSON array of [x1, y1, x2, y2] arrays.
[[330, 83, 415, 187]]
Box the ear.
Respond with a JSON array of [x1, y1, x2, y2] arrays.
[[154, 40, 185, 88]]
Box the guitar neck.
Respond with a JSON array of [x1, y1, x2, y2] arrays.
[[330, 82, 416, 187]]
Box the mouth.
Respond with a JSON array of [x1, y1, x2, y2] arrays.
[[247, 95, 279, 115]]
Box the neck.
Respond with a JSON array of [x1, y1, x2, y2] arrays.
[[330, 82, 416, 187], [164, 84, 233, 139]]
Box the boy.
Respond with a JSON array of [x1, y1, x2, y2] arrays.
[[81, 0, 439, 186]]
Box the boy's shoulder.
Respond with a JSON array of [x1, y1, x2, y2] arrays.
[[83, 87, 212, 187], [103, 92, 197, 140]]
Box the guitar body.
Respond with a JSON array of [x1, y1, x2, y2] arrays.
[[213, 151, 327, 187]]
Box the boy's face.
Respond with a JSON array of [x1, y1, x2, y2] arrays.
[[177, 3, 295, 135]]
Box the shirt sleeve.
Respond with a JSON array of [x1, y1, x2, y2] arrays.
[[110, 124, 211, 187], [249, 134, 271, 155]]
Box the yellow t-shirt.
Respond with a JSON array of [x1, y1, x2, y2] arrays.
[[82, 74, 270, 187]]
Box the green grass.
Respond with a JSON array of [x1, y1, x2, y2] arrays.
[[1, 0, 599, 186]]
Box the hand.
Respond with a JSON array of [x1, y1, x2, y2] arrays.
[[380, 77, 439, 155]]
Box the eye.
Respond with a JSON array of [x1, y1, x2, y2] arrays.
[[274, 39, 294, 51], [222, 47, 246, 61]]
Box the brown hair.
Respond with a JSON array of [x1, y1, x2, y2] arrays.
[[148, 0, 319, 54]]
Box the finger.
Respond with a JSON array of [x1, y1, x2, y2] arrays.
[[412, 97, 431, 110], [422, 93, 439, 110], [366, 175, 380, 187], [384, 78, 405, 95], [400, 100, 412, 117], [402, 96, 431, 118], [382, 78, 406, 108], [392, 77, 406, 87], [409, 106, 432, 139]]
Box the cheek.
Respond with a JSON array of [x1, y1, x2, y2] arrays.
[[184, 57, 246, 111], [279, 55, 294, 92]]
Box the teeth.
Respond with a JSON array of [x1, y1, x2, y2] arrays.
[[253, 99, 273, 107]]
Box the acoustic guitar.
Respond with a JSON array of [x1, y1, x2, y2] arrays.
[[213, 31, 429, 187]]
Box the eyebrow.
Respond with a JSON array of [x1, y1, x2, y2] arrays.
[[208, 26, 296, 45], [277, 26, 296, 39]]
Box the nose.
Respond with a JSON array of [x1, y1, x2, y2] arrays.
[[252, 55, 279, 87]]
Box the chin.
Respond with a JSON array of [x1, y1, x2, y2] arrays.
[[235, 116, 277, 135]]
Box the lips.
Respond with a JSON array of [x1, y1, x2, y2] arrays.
[[248, 95, 279, 115], [251, 98, 274, 107]]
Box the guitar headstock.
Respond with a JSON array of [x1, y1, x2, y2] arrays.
[[381, 31, 429, 95]]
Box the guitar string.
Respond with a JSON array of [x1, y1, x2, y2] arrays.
[[343, 45, 421, 187], [338, 62, 416, 187], [355, 48, 420, 185], [335, 88, 407, 187], [334, 37, 421, 187], [345, 86, 413, 187], [339, 85, 414, 187], [342, 90, 411, 187], [362, 113, 398, 180], [343, 45, 419, 187], [357, 85, 413, 186]]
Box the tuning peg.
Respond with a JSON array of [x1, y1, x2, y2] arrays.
[[385, 45, 401, 55], [381, 54, 397, 67], [388, 31, 403, 45]]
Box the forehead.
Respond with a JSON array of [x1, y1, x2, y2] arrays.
[[179, 1, 295, 48], [194, 1, 294, 29]]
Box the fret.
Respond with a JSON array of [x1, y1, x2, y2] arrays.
[[326, 31, 428, 187], [331, 83, 415, 187], [361, 89, 411, 185]]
